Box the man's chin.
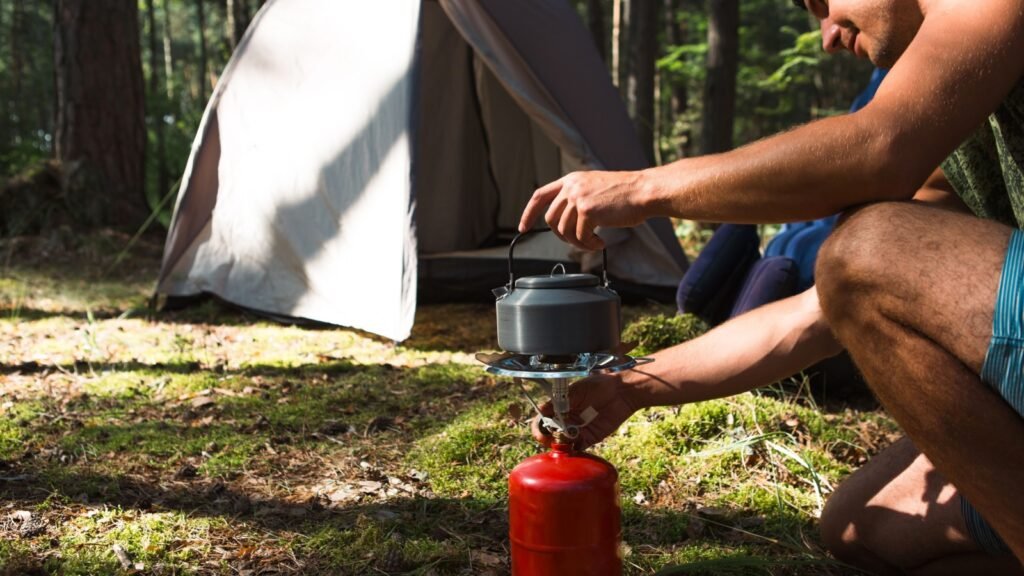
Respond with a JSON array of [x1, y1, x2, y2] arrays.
[[869, 44, 902, 70], [868, 52, 896, 70]]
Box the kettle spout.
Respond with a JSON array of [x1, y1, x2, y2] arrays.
[[492, 286, 509, 299]]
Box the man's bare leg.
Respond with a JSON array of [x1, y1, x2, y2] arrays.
[[816, 202, 1024, 568], [821, 437, 1024, 575]]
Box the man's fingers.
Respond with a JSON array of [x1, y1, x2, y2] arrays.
[[557, 207, 583, 250], [545, 195, 570, 243], [530, 415, 553, 447], [575, 430, 597, 452], [519, 180, 563, 233], [576, 215, 605, 251]]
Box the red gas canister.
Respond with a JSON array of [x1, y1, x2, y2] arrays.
[[509, 441, 622, 575]]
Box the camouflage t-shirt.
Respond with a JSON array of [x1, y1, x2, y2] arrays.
[[941, 77, 1024, 228]]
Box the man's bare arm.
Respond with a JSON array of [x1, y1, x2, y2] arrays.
[[621, 288, 840, 408], [520, 0, 1023, 249], [913, 167, 968, 212]]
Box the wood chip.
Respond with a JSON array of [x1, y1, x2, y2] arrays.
[[112, 544, 132, 569]]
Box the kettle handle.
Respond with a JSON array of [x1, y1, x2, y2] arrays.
[[508, 230, 608, 290]]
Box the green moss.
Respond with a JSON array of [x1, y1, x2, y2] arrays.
[[301, 515, 465, 574], [407, 399, 537, 499], [652, 545, 844, 575], [58, 416, 265, 478], [48, 508, 217, 575], [0, 267, 152, 318], [50, 362, 500, 479], [622, 313, 707, 355], [0, 540, 40, 576], [0, 401, 43, 459], [623, 505, 690, 546]]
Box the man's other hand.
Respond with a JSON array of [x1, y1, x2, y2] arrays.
[[530, 373, 643, 451]]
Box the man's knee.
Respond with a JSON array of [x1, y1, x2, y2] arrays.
[[819, 484, 869, 564], [819, 479, 911, 574], [816, 202, 909, 324]]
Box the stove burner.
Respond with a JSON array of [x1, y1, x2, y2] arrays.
[[532, 354, 577, 367], [476, 348, 651, 442], [476, 351, 647, 380]]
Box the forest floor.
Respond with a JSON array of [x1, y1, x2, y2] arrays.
[[0, 230, 900, 576]]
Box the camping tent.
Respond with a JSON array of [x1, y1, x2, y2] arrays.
[[156, 0, 689, 342]]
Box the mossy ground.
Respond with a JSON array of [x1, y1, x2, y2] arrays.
[[0, 232, 897, 575]]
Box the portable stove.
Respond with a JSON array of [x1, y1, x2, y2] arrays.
[[476, 231, 653, 576]]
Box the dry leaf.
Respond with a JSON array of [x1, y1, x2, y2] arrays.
[[356, 480, 382, 493], [328, 487, 358, 502], [190, 396, 214, 409], [507, 403, 523, 420], [472, 550, 505, 566]]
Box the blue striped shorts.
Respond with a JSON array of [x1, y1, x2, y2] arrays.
[[962, 228, 1024, 554]]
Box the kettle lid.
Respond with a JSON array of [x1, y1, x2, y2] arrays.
[[514, 273, 601, 289]]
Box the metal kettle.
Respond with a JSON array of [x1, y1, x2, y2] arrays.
[[493, 232, 622, 356]]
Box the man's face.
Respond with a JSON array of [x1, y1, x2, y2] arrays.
[[795, 0, 924, 68]]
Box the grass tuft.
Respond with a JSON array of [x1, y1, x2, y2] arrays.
[[622, 313, 707, 355]]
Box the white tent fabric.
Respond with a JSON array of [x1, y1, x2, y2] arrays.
[[158, 0, 688, 342]]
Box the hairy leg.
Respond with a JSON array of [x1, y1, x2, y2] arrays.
[[816, 202, 1024, 564], [821, 437, 1024, 575]]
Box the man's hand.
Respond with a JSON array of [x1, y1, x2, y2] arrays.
[[518, 170, 651, 251], [530, 373, 642, 451]]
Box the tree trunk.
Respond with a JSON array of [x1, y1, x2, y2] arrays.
[[702, 0, 738, 154], [10, 0, 23, 143], [34, 8, 49, 148], [626, 0, 656, 164], [54, 0, 147, 226], [196, 0, 208, 103], [611, 0, 621, 87], [226, 0, 246, 51], [238, 0, 250, 32], [226, 0, 236, 50], [162, 0, 173, 99], [586, 0, 607, 64], [147, 0, 168, 200], [664, 0, 690, 158], [616, 0, 630, 93], [0, 0, 6, 149]]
